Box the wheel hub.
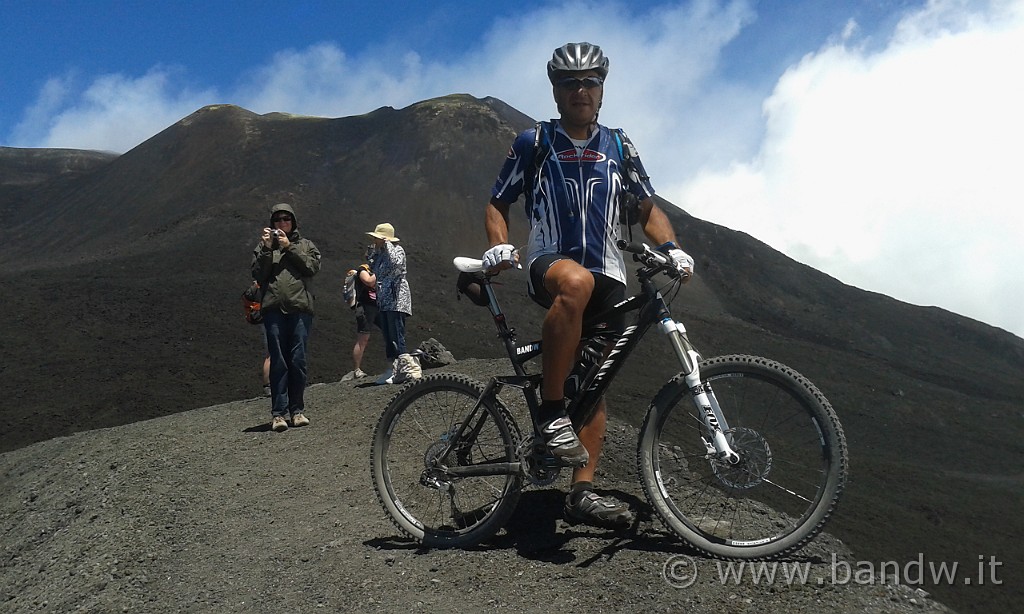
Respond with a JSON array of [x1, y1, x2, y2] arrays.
[[710, 427, 772, 489]]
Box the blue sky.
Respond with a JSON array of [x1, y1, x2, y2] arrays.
[[3, 0, 1022, 338]]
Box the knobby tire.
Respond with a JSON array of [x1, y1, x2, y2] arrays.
[[638, 354, 848, 559]]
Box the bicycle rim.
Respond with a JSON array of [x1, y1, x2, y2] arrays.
[[371, 373, 523, 548], [638, 354, 847, 559]]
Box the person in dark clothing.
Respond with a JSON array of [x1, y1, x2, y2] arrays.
[[251, 203, 322, 431], [342, 264, 377, 381]]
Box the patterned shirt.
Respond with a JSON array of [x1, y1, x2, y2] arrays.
[[491, 120, 655, 285], [369, 241, 412, 315]]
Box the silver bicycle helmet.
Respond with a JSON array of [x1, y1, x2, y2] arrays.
[[547, 42, 609, 82]]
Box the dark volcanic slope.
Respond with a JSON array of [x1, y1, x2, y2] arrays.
[[0, 147, 117, 187], [2, 96, 1021, 613]]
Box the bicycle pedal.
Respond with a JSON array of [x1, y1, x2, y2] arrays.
[[526, 447, 557, 466], [551, 455, 590, 469], [532, 450, 585, 469], [541, 456, 563, 469]]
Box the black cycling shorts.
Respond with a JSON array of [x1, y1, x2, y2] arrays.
[[355, 302, 379, 334], [528, 253, 626, 336]]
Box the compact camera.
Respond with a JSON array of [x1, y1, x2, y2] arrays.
[[271, 229, 285, 237]]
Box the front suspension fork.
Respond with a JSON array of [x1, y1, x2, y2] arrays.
[[658, 318, 740, 463]]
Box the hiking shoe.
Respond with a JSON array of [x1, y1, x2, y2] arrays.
[[400, 353, 422, 381], [339, 366, 368, 380], [386, 357, 408, 384], [375, 367, 394, 385], [539, 415, 589, 467], [389, 368, 408, 385], [564, 490, 634, 528], [271, 416, 288, 432], [291, 413, 310, 427]]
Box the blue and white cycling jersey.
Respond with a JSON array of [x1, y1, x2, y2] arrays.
[[491, 120, 655, 285]]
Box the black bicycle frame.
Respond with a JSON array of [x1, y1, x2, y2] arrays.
[[435, 263, 690, 480], [477, 265, 679, 429]]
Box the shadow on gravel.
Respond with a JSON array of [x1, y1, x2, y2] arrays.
[[242, 422, 273, 433], [495, 489, 698, 567], [363, 488, 701, 566]]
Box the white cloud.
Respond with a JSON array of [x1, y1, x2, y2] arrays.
[[677, 0, 1024, 337], [10, 1, 753, 155], [12, 67, 216, 152], [10, 74, 76, 146], [234, 43, 450, 118]]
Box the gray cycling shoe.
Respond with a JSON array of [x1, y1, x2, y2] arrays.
[[539, 415, 590, 467], [564, 490, 634, 528]]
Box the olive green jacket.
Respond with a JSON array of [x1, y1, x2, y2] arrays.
[[251, 229, 321, 315]]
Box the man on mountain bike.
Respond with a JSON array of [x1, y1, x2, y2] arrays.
[[483, 42, 694, 528]]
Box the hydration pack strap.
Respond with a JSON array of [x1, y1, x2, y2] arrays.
[[527, 121, 554, 197], [611, 129, 644, 241]]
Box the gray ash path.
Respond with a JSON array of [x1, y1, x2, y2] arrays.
[[1, 359, 953, 613]]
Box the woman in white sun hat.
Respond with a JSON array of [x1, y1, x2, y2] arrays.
[[365, 222, 419, 384]]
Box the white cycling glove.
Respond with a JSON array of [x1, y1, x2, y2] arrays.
[[667, 247, 695, 278], [482, 243, 519, 271]]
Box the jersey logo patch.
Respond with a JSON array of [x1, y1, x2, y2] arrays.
[[556, 148, 607, 163]]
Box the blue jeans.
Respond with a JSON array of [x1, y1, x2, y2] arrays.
[[378, 311, 407, 361], [263, 309, 313, 417]]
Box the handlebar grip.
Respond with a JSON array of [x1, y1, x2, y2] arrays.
[[617, 239, 676, 272], [453, 257, 486, 273]]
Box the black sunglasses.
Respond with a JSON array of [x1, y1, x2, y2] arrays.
[[272, 215, 293, 223], [554, 76, 604, 90]]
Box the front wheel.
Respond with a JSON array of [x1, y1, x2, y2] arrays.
[[638, 354, 848, 559], [371, 373, 523, 548]]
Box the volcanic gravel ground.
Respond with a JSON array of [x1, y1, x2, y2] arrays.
[[1, 360, 954, 613]]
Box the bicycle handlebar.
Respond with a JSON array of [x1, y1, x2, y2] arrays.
[[615, 239, 681, 278], [617, 239, 663, 258], [455, 242, 680, 278]]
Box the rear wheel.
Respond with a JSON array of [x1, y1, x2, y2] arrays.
[[371, 374, 523, 548], [638, 354, 847, 559]]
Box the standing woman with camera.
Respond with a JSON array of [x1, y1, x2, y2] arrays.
[[252, 203, 322, 432]]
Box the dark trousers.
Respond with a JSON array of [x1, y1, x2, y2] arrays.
[[378, 310, 407, 361], [263, 309, 313, 417]]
